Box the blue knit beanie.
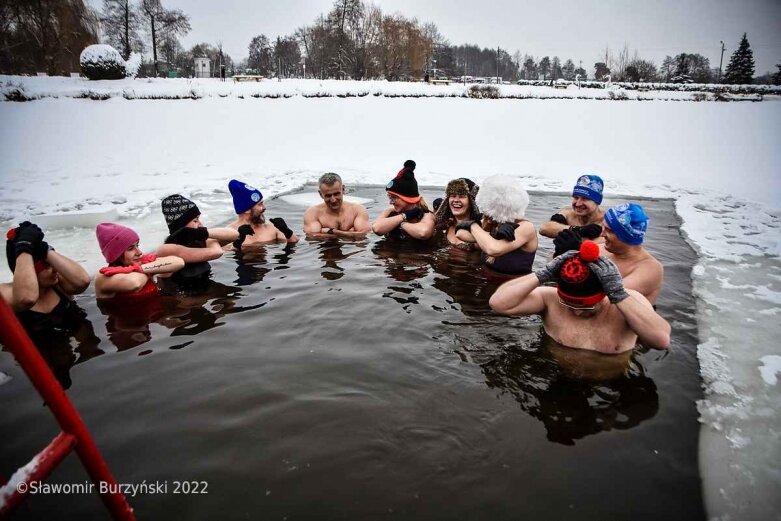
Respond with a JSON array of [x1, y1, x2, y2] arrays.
[[604, 203, 648, 245], [229, 179, 263, 214], [572, 174, 604, 205]]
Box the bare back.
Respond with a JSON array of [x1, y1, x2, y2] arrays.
[[602, 247, 663, 305]]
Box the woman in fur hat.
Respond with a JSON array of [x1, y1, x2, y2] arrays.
[[455, 175, 538, 278], [372, 160, 435, 241], [433, 178, 482, 251]]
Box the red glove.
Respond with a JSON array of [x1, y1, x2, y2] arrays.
[[99, 264, 143, 276], [139, 254, 158, 264]]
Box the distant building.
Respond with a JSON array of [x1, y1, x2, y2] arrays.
[[194, 57, 211, 78]]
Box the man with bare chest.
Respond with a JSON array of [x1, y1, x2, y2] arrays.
[[540, 174, 606, 241], [227, 179, 299, 249], [490, 241, 670, 354], [303, 173, 370, 239]]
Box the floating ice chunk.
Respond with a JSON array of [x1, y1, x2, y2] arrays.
[[758, 355, 781, 386], [32, 206, 119, 229]]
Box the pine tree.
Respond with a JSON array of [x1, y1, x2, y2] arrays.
[[723, 33, 755, 84]]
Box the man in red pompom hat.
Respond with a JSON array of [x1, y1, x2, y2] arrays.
[[489, 241, 670, 354]]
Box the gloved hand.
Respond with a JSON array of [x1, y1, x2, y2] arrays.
[[553, 228, 583, 258], [572, 223, 603, 240], [270, 218, 294, 239], [233, 224, 255, 249], [534, 250, 578, 285], [455, 220, 475, 232], [492, 222, 518, 241], [14, 222, 44, 257], [587, 257, 629, 304], [402, 207, 424, 222], [33, 240, 51, 261], [166, 226, 209, 246], [139, 253, 158, 264], [100, 264, 143, 276], [550, 213, 568, 225]]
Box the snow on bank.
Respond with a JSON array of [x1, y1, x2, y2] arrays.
[[0, 89, 779, 520], [2, 75, 777, 103]]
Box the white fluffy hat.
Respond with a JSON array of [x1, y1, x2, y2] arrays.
[[475, 175, 529, 223]]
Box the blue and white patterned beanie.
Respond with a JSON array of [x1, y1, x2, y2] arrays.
[[604, 202, 648, 245], [572, 174, 604, 205]]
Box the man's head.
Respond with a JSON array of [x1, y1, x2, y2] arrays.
[[602, 202, 648, 252], [386, 160, 420, 209], [162, 194, 201, 234], [571, 174, 604, 218], [318, 172, 344, 212], [556, 241, 605, 316]]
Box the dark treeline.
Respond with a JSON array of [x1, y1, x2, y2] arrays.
[[1, 0, 777, 84]]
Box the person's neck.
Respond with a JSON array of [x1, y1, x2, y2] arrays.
[[610, 244, 643, 261]]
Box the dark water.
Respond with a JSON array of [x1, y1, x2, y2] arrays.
[[0, 188, 703, 520]]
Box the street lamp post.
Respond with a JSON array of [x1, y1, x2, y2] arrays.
[[718, 41, 726, 83]]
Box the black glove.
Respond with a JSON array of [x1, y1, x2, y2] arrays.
[[233, 224, 255, 249], [587, 257, 629, 304], [432, 198, 443, 212], [492, 222, 518, 241], [402, 207, 424, 222], [270, 218, 294, 239], [550, 213, 568, 225], [166, 226, 209, 246], [534, 250, 578, 285], [553, 228, 583, 258], [14, 222, 44, 257], [455, 220, 475, 232], [33, 240, 51, 261], [572, 223, 603, 240]]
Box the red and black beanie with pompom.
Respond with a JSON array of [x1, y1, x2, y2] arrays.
[[556, 241, 605, 307]]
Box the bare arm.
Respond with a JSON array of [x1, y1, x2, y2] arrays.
[[372, 208, 402, 236], [208, 227, 240, 246], [539, 209, 570, 238], [616, 290, 671, 349], [470, 222, 536, 257], [303, 207, 324, 235], [0, 254, 39, 311], [399, 213, 435, 240], [141, 255, 185, 275], [489, 273, 548, 316], [95, 272, 150, 297], [156, 240, 224, 263], [47, 250, 90, 295]]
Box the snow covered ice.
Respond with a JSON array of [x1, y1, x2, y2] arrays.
[[0, 76, 779, 520]]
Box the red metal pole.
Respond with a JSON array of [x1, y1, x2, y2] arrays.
[[0, 298, 135, 520]]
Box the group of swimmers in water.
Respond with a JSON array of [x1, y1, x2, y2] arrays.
[[1, 160, 671, 372]]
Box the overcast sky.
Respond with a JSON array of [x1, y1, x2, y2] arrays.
[[90, 0, 781, 74]]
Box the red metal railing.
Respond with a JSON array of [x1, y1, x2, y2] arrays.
[[0, 297, 135, 520]]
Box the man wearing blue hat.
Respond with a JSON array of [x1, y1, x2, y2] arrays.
[[226, 179, 299, 248], [600, 202, 663, 305], [540, 174, 606, 240]]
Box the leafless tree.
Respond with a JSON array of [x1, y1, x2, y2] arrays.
[[139, 0, 189, 76]]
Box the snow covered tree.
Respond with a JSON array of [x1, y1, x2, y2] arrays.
[[522, 57, 537, 80], [573, 66, 586, 80], [561, 59, 575, 80], [139, 0, 190, 77], [773, 63, 781, 86], [248, 35, 274, 75], [100, 0, 143, 60], [551, 56, 562, 80], [539, 56, 550, 79], [723, 33, 755, 84], [660, 55, 675, 82], [594, 62, 610, 81]]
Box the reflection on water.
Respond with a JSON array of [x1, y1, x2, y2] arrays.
[[474, 332, 658, 446]]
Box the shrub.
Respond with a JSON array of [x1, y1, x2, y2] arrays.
[[468, 85, 499, 99], [80, 44, 126, 80]]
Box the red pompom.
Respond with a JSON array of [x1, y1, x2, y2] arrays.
[[6, 228, 16, 240], [579, 240, 600, 262]]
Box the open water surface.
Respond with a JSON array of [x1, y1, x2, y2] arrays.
[[0, 188, 703, 520]]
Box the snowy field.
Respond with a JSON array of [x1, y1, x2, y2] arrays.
[[0, 77, 780, 520]]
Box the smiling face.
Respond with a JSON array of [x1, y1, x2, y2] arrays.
[[388, 194, 415, 213], [571, 196, 598, 218], [319, 181, 344, 212], [120, 241, 143, 266], [448, 193, 470, 220]]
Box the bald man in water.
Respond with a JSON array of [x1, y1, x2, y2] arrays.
[[303, 172, 370, 239]]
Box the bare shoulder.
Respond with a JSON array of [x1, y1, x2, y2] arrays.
[[226, 219, 241, 230], [0, 282, 11, 302], [343, 201, 368, 214]]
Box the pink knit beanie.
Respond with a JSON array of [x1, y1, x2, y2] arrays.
[[96, 223, 139, 263]]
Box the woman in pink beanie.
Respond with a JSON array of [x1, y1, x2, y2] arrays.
[[94, 223, 184, 299]]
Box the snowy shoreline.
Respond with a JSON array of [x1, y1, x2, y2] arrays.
[[0, 81, 779, 519]]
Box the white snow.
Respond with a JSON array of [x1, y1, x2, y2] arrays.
[[0, 76, 779, 520], [0, 452, 41, 511]]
